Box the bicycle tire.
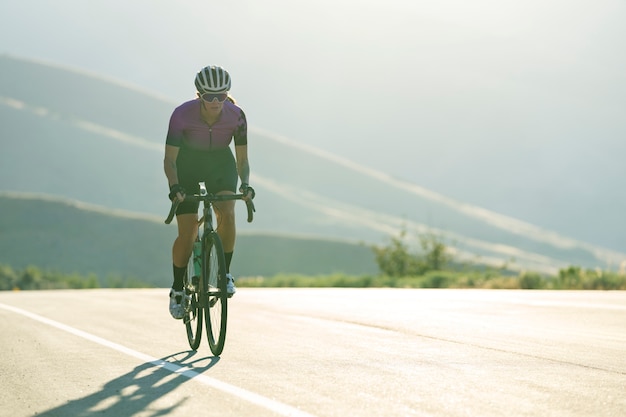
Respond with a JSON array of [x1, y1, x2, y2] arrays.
[[184, 252, 203, 350], [203, 232, 228, 355]]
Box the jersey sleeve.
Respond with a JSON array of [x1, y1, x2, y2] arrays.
[[165, 108, 184, 147], [233, 109, 248, 146]]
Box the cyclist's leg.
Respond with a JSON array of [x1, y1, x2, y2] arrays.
[[172, 147, 202, 287], [204, 147, 238, 272], [169, 213, 198, 319], [169, 148, 204, 318], [172, 213, 198, 268], [213, 196, 236, 253], [213, 195, 237, 297], [169, 147, 202, 318]]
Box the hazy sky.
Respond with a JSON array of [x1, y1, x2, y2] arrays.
[[1, 0, 625, 248]]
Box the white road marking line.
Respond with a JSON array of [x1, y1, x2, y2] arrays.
[[0, 302, 318, 417]]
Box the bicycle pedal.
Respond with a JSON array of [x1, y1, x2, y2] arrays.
[[183, 308, 197, 323]]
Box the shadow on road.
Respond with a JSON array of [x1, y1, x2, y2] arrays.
[[35, 350, 220, 417]]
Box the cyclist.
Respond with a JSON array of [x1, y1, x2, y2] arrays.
[[164, 65, 254, 319]]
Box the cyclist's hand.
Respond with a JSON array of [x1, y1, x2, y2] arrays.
[[168, 184, 186, 202], [239, 183, 255, 201]]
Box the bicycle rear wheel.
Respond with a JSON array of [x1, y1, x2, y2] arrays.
[[203, 232, 228, 355], [184, 252, 203, 350]]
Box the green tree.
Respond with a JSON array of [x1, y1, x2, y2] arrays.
[[0, 264, 18, 290], [419, 233, 452, 272], [372, 229, 452, 277], [373, 229, 421, 277], [20, 266, 43, 290], [518, 271, 544, 289], [558, 266, 582, 289]]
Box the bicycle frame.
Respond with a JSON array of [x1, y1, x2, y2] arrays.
[[197, 183, 216, 240], [165, 182, 255, 354]]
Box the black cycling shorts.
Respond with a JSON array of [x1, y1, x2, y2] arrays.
[[175, 146, 238, 215]]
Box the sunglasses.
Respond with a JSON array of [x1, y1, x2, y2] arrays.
[[201, 92, 228, 103]]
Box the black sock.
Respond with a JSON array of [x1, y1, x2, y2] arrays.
[[224, 252, 233, 273], [172, 264, 187, 291]]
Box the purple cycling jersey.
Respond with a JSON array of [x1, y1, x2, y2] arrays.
[[166, 99, 247, 151]]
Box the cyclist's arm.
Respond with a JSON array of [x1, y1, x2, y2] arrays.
[[235, 144, 250, 186], [164, 145, 180, 187]]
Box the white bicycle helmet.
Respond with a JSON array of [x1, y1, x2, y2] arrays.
[[195, 65, 231, 93]]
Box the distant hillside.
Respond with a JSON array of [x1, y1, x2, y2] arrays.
[[1, 54, 625, 274], [0, 194, 378, 287]]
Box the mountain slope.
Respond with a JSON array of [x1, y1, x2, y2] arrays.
[[1, 55, 624, 274], [3, 0, 625, 253], [0, 194, 378, 285]]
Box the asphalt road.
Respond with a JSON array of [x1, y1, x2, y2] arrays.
[[0, 288, 624, 417]]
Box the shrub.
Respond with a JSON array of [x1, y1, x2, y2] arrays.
[[418, 270, 454, 288], [372, 230, 424, 277], [372, 228, 452, 277], [518, 272, 545, 289]]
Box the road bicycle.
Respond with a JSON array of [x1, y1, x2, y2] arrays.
[[165, 183, 255, 355]]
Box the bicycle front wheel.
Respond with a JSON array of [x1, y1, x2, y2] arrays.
[[203, 231, 228, 356], [184, 252, 203, 350]]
